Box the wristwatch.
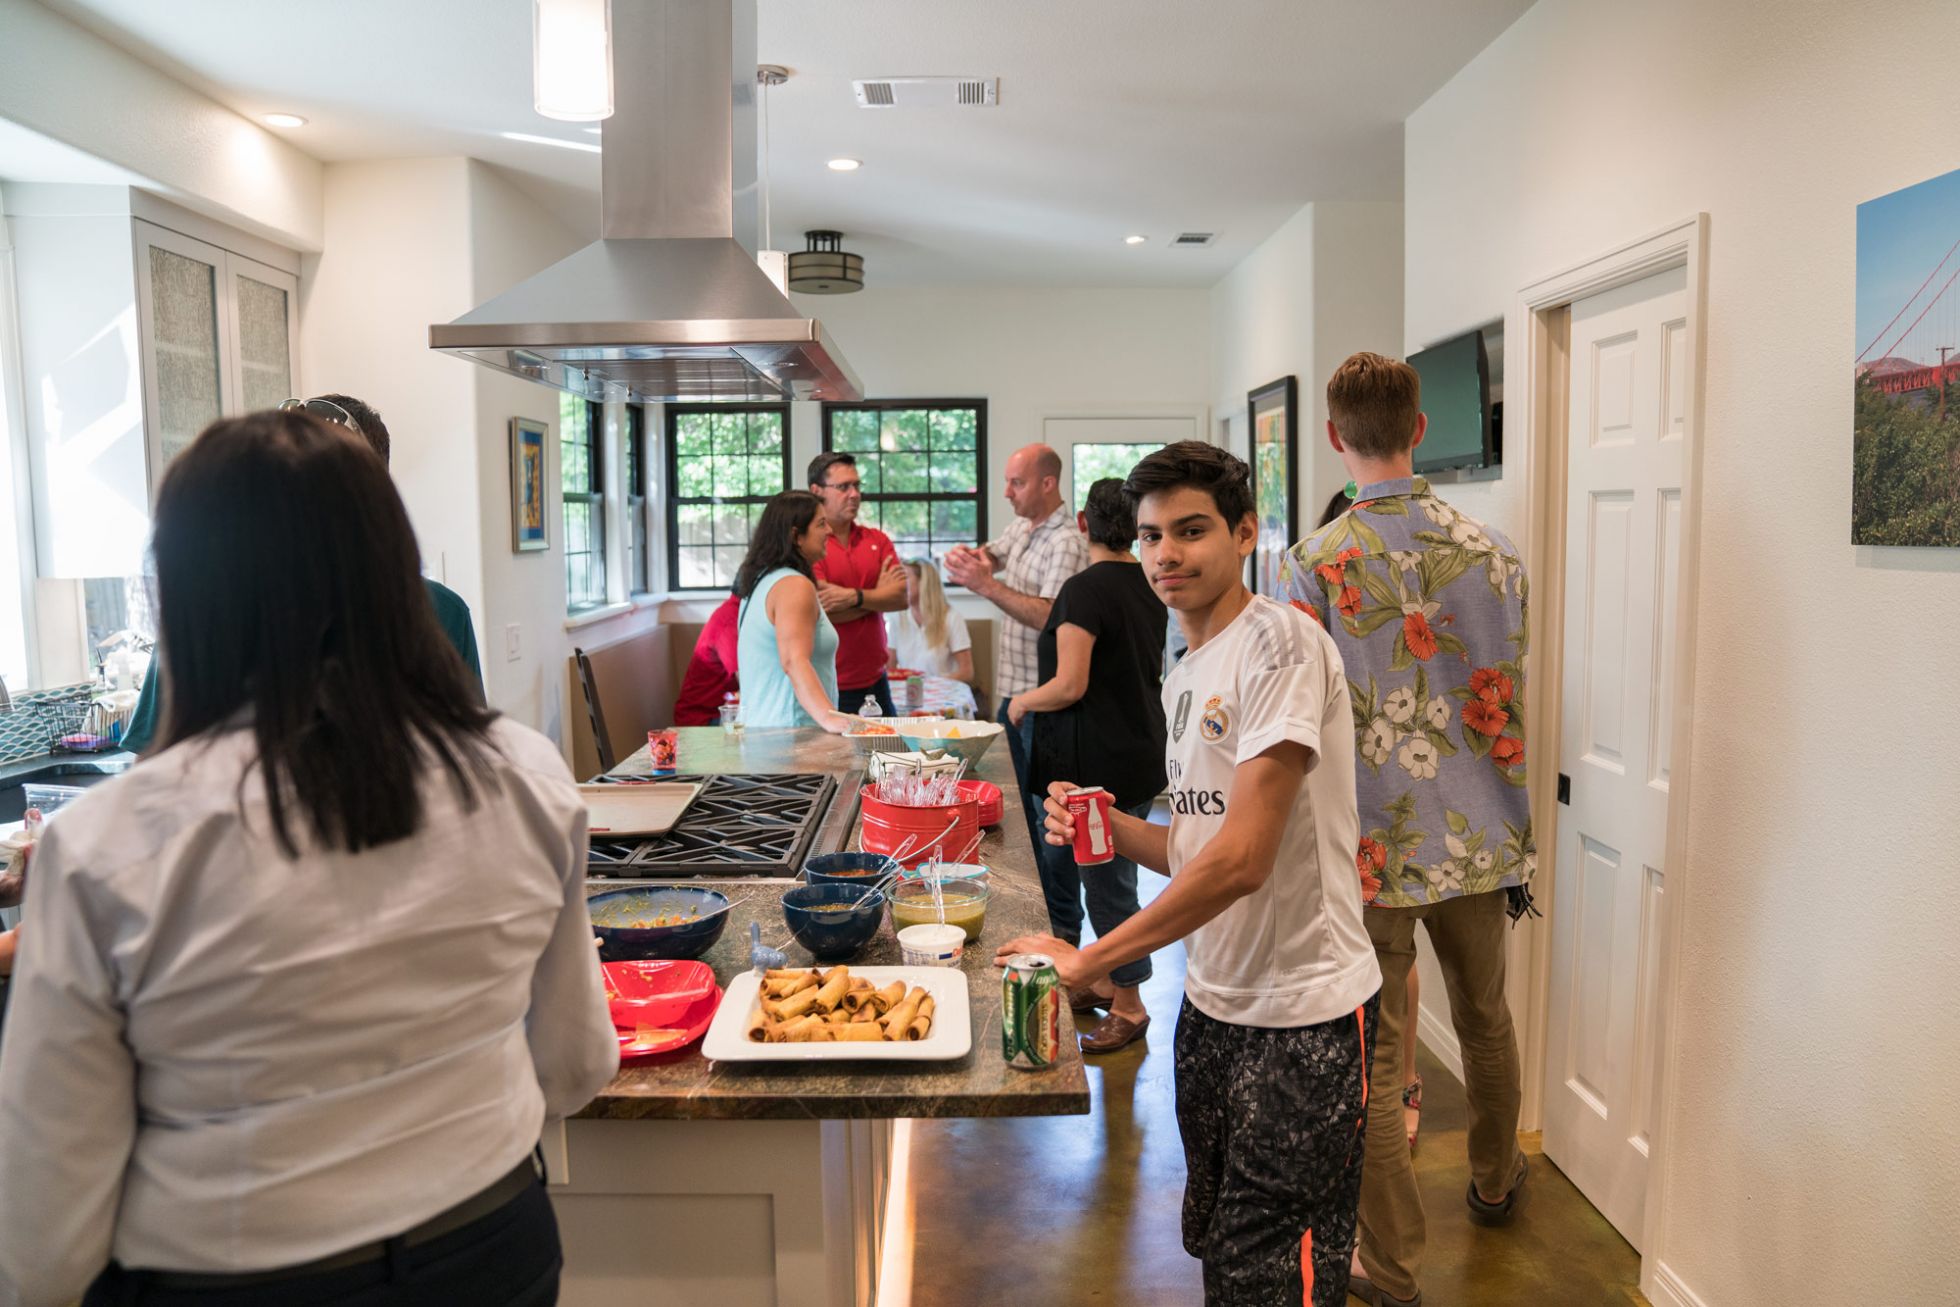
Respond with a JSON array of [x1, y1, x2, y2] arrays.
[[853, 587, 864, 608]]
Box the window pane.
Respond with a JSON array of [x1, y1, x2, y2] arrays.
[[675, 456, 712, 498], [711, 410, 744, 453], [710, 455, 744, 498], [832, 409, 879, 451], [929, 450, 978, 494], [856, 455, 883, 496], [565, 500, 588, 546], [677, 412, 712, 458], [748, 455, 781, 498], [881, 409, 928, 452], [713, 503, 752, 546], [931, 408, 978, 451], [932, 500, 977, 540], [883, 452, 929, 494], [750, 410, 785, 455], [679, 546, 716, 589], [882, 499, 928, 538], [677, 503, 714, 547], [714, 545, 747, 588]]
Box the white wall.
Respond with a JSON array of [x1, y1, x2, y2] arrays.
[[1406, 2, 1960, 1303], [1210, 201, 1405, 528], [0, 0, 323, 251]]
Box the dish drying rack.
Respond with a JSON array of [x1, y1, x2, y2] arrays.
[[1, 686, 118, 754]]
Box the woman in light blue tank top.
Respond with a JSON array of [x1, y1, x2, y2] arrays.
[[733, 492, 851, 732]]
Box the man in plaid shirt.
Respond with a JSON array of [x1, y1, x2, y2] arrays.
[[944, 444, 1089, 876]]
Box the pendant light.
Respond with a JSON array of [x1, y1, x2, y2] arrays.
[[533, 0, 613, 122], [788, 230, 865, 294], [755, 65, 790, 294]]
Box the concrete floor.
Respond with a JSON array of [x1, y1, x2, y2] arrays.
[[897, 890, 1645, 1306]]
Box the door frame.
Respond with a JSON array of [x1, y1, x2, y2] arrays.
[[1508, 214, 1709, 1288]]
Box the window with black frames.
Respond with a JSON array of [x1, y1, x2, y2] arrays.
[[666, 405, 791, 590], [560, 393, 606, 610], [623, 404, 649, 594], [820, 400, 987, 563]]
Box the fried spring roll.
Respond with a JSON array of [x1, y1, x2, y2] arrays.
[[882, 987, 925, 1034], [776, 1015, 829, 1042], [812, 967, 851, 1014], [867, 980, 906, 1016], [842, 978, 878, 1012], [823, 1008, 852, 1024], [763, 972, 819, 1000], [904, 994, 937, 1042], [745, 1007, 771, 1042], [763, 986, 822, 1021], [826, 1022, 889, 1042], [763, 968, 812, 980], [851, 1003, 882, 1024]]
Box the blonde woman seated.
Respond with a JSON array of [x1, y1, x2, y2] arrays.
[[885, 558, 974, 683]]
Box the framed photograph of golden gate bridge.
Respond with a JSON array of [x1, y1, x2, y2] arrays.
[[1854, 165, 1960, 546]]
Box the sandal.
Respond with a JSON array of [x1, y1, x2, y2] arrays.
[[1403, 1073, 1423, 1150], [1069, 987, 1111, 1015]]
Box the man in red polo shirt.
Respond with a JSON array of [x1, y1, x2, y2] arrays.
[[809, 452, 908, 715]]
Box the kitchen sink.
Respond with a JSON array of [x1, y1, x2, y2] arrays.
[[0, 758, 131, 825]]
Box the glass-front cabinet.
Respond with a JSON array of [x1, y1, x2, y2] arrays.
[[133, 220, 299, 486]]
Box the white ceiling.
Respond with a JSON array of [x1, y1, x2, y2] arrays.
[[28, 0, 1532, 286]]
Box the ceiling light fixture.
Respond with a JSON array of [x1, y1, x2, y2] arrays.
[[827, 157, 862, 172], [1124, 234, 1147, 245], [501, 131, 602, 154], [533, 0, 613, 122], [263, 113, 307, 128], [787, 230, 864, 294], [756, 65, 791, 294]]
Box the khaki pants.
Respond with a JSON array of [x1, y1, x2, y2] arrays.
[[1356, 889, 1523, 1302]]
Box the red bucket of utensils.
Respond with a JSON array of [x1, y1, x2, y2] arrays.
[[860, 773, 980, 869]]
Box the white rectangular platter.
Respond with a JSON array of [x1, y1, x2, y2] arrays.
[[701, 965, 972, 1063], [577, 781, 701, 837]]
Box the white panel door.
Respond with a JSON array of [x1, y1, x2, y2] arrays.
[[1544, 264, 1687, 1249]]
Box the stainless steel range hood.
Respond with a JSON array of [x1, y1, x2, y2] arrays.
[[430, 0, 862, 404]]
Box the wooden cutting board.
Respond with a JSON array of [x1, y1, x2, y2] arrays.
[[576, 782, 702, 838]]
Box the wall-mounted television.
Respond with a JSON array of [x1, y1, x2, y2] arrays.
[[1409, 329, 1494, 474]]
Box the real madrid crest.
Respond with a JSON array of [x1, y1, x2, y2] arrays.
[[1200, 695, 1230, 742]]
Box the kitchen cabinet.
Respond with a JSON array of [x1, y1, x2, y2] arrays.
[[6, 185, 300, 578]]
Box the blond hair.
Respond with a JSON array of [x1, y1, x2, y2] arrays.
[[1326, 351, 1422, 459], [908, 559, 952, 650]]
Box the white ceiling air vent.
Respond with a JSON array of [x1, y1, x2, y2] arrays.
[[853, 77, 999, 109], [1171, 232, 1218, 248]]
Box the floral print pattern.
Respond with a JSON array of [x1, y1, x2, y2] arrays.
[[1279, 477, 1536, 907]]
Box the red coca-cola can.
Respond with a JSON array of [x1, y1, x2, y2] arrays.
[[1064, 786, 1116, 865]]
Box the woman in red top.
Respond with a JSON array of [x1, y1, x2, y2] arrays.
[[671, 595, 740, 726]]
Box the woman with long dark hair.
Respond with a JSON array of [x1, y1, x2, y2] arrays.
[[734, 490, 854, 732], [0, 410, 618, 1307]]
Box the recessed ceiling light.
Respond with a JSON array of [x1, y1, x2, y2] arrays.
[[501, 131, 602, 154], [827, 157, 862, 172], [263, 113, 307, 128], [1124, 234, 1147, 246]]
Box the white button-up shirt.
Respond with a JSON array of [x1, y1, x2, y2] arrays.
[[0, 718, 619, 1306], [986, 503, 1090, 699]]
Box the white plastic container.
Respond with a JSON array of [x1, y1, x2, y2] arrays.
[[897, 922, 965, 967]]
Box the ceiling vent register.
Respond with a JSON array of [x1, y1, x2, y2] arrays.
[[1172, 232, 1217, 248], [853, 77, 999, 109]]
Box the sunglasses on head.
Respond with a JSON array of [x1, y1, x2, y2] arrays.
[[278, 397, 360, 431]]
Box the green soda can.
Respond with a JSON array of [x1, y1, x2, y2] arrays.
[[1001, 953, 1062, 1069]]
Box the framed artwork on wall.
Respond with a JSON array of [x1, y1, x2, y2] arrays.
[[510, 416, 549, 552], [1854, 163, 1960, 547], [1247, 376, 1299, 594]]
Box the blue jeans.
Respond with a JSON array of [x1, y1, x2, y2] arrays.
[[998, 698, 1154, 989]]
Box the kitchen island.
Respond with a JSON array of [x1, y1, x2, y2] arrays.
[[551, 726, 1088, 1307]]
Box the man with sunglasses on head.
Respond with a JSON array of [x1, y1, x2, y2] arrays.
[[120, 395, 485, 754], [807, 451, 907, 717]]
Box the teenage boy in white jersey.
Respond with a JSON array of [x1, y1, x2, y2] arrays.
[[996, 441, 1381, 1307]]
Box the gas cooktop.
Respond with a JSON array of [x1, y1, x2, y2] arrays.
[[586, 772, 845, 879]]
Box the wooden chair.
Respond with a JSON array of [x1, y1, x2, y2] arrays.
[[573, 646, 615, 772]]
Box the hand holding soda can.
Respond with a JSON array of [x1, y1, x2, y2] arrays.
[[1063, 785, 1116, 865]]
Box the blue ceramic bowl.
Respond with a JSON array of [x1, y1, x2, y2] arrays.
[[781, 882, 885, 962], [802, 851, 898, 888], [587, 886, 731, 962]]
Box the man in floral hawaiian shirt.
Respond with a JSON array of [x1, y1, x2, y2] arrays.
[[1278, 352, 1535, 1307]]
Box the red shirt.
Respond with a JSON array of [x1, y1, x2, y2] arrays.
[[672, 595, 740, 725], [813, 522, 896, 690]]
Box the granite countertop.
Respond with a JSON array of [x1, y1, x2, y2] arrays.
[[578, 726, 1091, 1121]]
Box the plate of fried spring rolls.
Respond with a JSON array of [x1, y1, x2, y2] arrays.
[[701, 965, 972, 1062]]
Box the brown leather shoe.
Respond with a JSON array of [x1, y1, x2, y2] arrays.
[[1069, 987, 1111, 1015], [1080, 1012, 1150, 1053]]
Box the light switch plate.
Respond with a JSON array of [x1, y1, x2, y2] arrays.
[[504, 623, 522, 662]]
